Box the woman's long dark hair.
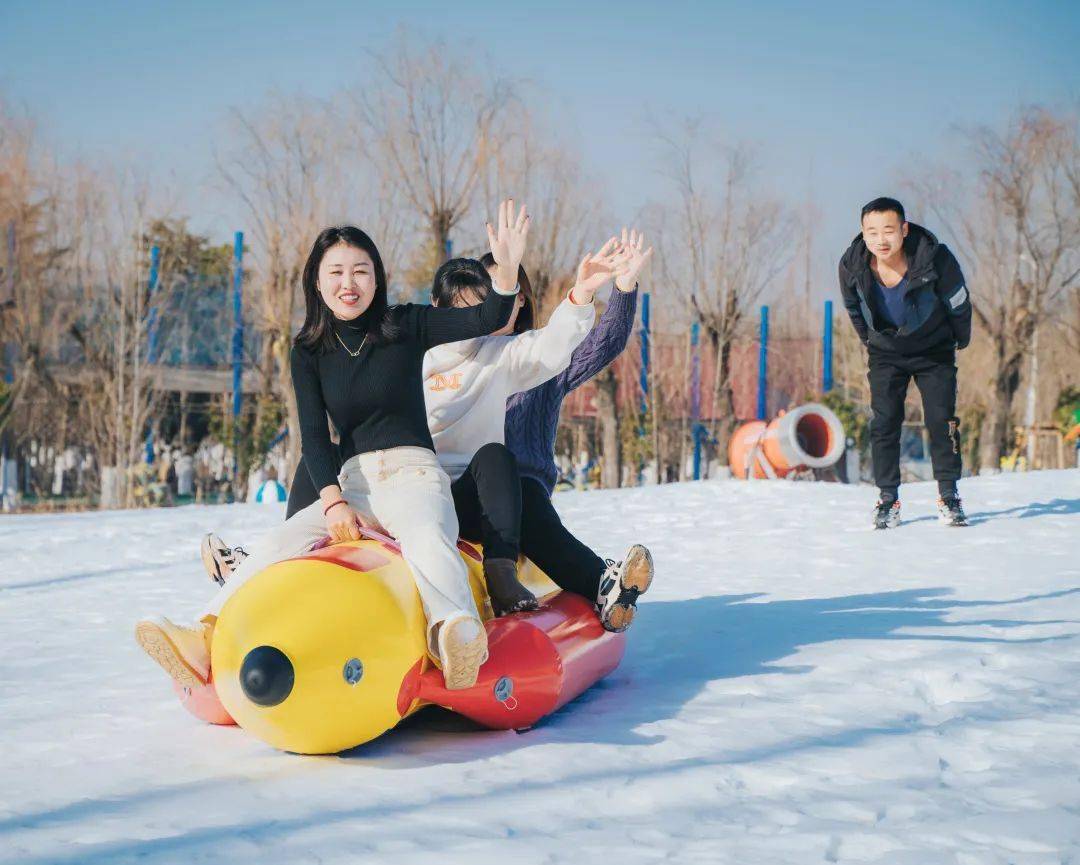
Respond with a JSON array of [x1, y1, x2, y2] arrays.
[[479, 252, 535, 333], [295, 226, 401, 353]]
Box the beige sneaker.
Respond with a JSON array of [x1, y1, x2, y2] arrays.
[[135, 617, 213, 688], [437, 615, 489, 691]]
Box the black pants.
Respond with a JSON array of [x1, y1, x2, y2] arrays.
[[287, 451, 606, 601], [450, 443, 521, 562], [868, 350, 961, 494], [519, 477, 606, 600]]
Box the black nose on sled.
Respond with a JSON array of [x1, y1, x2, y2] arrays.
[[240, 645, 294, 707]]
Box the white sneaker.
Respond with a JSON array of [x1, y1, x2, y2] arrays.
[[201, 533, 248, 586], [135, 617, 212, 688], [437, 615, 489, 691], [596, 544, 654, 633]]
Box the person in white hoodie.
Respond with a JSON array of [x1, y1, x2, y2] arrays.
[[423, 246, 618, 613]]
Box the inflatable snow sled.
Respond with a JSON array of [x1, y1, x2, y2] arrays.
[[175, 527, 626, 754]]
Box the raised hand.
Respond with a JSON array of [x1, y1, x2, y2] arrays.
[[570, 236, 624, 303], [613, 228, 653, 293], [486, 198, 530, 293]]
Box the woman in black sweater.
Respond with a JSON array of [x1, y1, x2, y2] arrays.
[[136, 202, 528, 691]]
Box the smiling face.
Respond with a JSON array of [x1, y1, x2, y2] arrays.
[[861, 210, 909, 264], [317, 243, 378, 320]]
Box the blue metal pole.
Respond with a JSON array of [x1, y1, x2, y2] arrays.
[[231, 232, 244, 482], [757, 305, 769, 421], [146, 245, 161, 361], [823, 299, 834, 394], [445, 238, 453, 260], [144, 245, 161, 464], [691, 321, 702, 480], [639, 292, 650, 418]]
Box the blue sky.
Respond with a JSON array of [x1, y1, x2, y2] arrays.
[[2, 0, 1078, 295]]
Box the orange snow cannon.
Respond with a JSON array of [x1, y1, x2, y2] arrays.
[[173, 528, 626, 754], [728, 402, 845, 479]]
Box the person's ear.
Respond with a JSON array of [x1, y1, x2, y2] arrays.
[[901, 223, 909, 238]]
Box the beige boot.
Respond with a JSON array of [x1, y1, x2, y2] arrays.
[[436, 615, 488, 691], [135, 617, 213, 688]]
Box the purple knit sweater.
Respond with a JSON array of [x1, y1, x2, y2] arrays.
[[505, 288, 638, 494]]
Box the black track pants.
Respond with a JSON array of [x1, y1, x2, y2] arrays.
[[867, 350, 962, 493]]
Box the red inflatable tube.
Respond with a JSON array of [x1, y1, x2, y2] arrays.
[[399, 591, 626, 731], [174, 673, 236, 726]]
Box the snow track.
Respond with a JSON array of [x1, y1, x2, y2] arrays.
[[2, 471, 1078, 863]]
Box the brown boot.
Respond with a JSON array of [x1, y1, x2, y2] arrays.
[[483, 558, 539, 617]]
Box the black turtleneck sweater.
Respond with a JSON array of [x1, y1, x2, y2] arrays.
[[290, 289, 517, 492]]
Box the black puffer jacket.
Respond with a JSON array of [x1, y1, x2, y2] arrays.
[[839, 223, 971, 356]]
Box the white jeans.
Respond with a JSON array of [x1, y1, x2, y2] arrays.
[[201, 447, 479, 651]]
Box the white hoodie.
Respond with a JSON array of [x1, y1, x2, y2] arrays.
[[423, 295, 595, 481]]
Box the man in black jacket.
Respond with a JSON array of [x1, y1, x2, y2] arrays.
[[839, 197, 972, 528]]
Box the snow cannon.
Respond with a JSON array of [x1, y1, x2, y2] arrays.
[[728, 402, 845, 479], [180, 529, 626, 754]]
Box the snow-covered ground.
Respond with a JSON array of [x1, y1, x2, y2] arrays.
[[2, 470, 1079, 864]]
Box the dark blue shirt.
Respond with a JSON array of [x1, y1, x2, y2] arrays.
[[872, 276, 909, 329]]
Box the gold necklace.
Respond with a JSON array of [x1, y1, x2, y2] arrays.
[[335, 330, 368, 357]]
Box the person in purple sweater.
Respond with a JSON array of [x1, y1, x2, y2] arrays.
[[205, 229, 655, 631], [500, 232, 649, 629]]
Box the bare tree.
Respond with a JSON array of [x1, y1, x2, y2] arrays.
[[60, 165, 190, 506], [0, 106, 71, 440], [217, 94, 345, 479], [481, 130, 604, 317], [355, 35, 515, 275], [915, 108, 1080, 469], [656, 120, 793, 462], [1060, 110, 1080, 373], [0, 102, 98, 501]]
